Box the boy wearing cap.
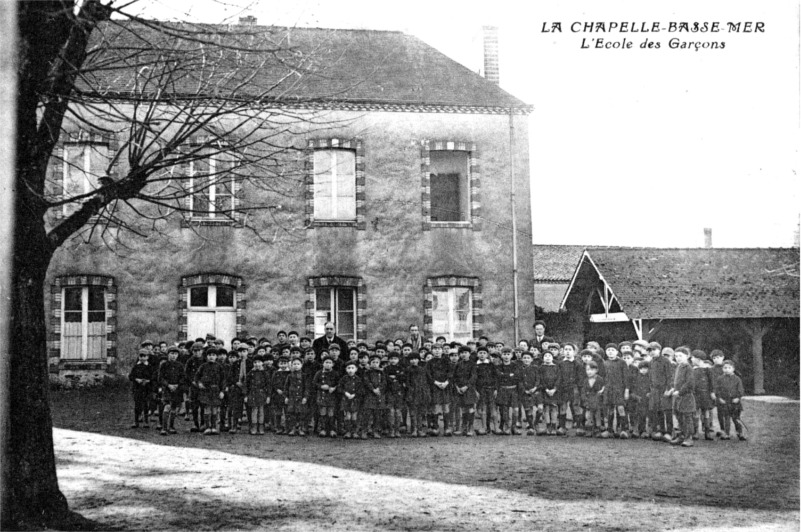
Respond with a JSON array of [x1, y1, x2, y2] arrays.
[[158, 346, 185, 435], [581, 359, 605, 437], [518, 351, 539, 435], [630, 362, 651, 437], [271, 356, 290, 434], [339, 360, 363, 439], [362, 354, 386, 439], [495, 348, 522, 435], [604, 343, 630, 438], [282, 357, 309, 436], [670, 347, 696, 447], [302, 349, 321, 433], [185, 342, 206, 432], [405, 352, 430, 437], [538, 350, 560, 435], [129, 349, 154, 428], [452, 346, 478, 436], [691, 350, 715, 440], [426, 344, 453, 436], [223, 350, 244, 434], [709, 349, 727, 435], [195, 348, 226, 435], [713, 360, 746, 440], [557, 342, 583, 436], [245, 355, 271, 435], [647, 342, 673, 442], [474, 346, 498, 435], [313, 356, 340, 437], [384, 352, 406, 438]]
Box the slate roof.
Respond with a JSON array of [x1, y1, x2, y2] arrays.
[[533, 245, 589, 281], [82, 21, 528, 111], [564, 247, 800, 320]]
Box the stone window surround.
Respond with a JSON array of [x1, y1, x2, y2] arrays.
[[305, 276, 366, 341], [423, 276, 483, 340], [421, 140, 482, 231], [178, 273, 246, 342], [49, 274, 117, 372], [304, 138, 366, 230]]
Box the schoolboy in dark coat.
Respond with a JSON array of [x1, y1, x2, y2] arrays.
[[184, 342, 206, 432], [581, 361, 605, 437], [157, 347, 185, 435], [384, 352, 406, 438], [518, 352, 539, 434], [557, 343, 582, 436], [603, 344, 630, 437], [452, 347, 478, 436], [670, 347, 696, 446], [338, 360, 364, 439], [195, 348, 226, 434], [404, 352, 431, 437], [129, 349, 154, 428], [647, 342, 674, 441], [245, 356, 271, 435], [474, 346, 497, 435], [426, 344, 453, 436], [495, 348, 523, 435], [629, 362, 651, 437], [538, 351, 561, 435], [313, 356, 340, 437], [361, 354, 386, 438], [271, 357, 290, 434], [691, 350, 715, 440], [282, 357, 309, 436], [224, 351, 244, 433], [713, 360, 746, 440]]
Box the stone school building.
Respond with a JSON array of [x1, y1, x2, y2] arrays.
[[44, 23, 534, 383]]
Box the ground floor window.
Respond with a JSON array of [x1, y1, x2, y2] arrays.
[[62, 285, 107, 360], [315, 287, 357, 341], [186, 284, 237, 348], [431, 286, 473, 343]]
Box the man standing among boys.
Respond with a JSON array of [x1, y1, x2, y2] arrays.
[[312, 322, 350, 360], [532, 320, 547, 353], [407, 324, 423, 352]]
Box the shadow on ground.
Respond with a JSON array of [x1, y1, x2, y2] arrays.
[[52, 387, 800, 515]]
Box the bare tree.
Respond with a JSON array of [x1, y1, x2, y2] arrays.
[[7, 2, 354, 527]]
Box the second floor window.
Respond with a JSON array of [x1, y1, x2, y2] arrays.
[[430, 150, 470, 223], [63, 143, 106, 216], [313, 149, 356, 221], [189, 153, 234, 220]]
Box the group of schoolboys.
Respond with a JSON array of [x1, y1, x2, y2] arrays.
[[129, 326, 747, 447]]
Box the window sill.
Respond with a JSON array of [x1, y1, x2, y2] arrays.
[[431, 221, 473, 229], [181, 218, 237, 228], [308, 220, 361, 228]]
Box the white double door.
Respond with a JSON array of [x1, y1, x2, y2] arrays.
[[187, 310, 236, 349]]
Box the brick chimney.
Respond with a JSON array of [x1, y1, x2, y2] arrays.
[[482, 26, 499, 85], [704, 228, 712, 248]]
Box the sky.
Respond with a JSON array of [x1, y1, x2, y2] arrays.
[[128, 0, 800, 248]]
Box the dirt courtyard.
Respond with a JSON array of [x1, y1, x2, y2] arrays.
[[51, 388, 800, 531]]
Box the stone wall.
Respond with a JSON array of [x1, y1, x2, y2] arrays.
[[45, 108, 534, 377]]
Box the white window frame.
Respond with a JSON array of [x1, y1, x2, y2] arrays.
[[314, 287, 357, 340], [61, 286, 107, 360], [62, 143, 105, 217], [431, 286, 473, 342], [188, 155, 235, 219], [429, 150, 471, 224], [313, 149, 356, 221], [187, 285, 236, 311]]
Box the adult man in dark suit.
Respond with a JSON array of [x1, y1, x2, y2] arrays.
[[532, 320, 547, 352], [312, 321, 349, 360]]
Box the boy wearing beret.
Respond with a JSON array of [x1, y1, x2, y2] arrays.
[[129, 349, 154, 428], [184, 342, 206, 432], [495, 348, 523, 435], [709, 349, 727, 435], [713, 360, 746, 440], [223, 350, 244, 433], [630, 361, 651, 437], [474, 346, 497, 435], [282, 357, 309, 436], [670, 347, 696, 447], [518, 351, 539, 435]]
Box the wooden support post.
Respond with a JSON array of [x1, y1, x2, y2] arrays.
[[741, 318, 772, 395]]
